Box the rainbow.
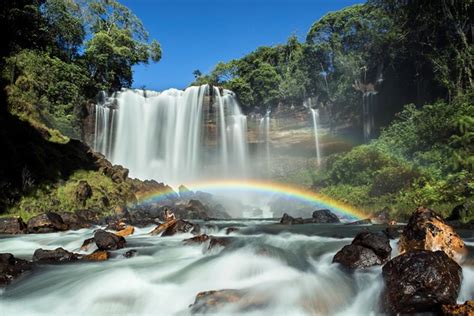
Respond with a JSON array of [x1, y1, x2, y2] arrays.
[[134, 180, 367, 221]]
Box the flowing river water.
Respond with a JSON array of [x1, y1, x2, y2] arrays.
[[1, 220, 473, 315]]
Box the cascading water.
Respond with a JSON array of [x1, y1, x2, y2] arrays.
[[310, 108, 321, 166], [362, 91, 376, 142], [258, 110, 271, 173], [93, 85, 249, 185]]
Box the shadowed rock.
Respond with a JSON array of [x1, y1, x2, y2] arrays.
[[0, 253, 32, 287], [345, 218, 372, 225], [94, 229, 126, 250], [382, 250, 462, 314], [161, 219, 200, 236], [75, 180, 92, 206], [333, 231, 391, 270], [312, 209, 340, 223], [0, 217, 27, 234], [27, 212, 68, 233], [33, 248, 79, 263], [280, 213, 303, 225]]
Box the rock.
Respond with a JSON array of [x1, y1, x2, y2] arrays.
[[94, 229, 126, 250], [183, 234, 210, 245], [114, 205, 130, 221], [102, 164, 129, 183], [280, 213, 303, 225], [123, 250, 137, 258], [32, 248, 79, 263], [27, 212, 68, 233], [161, 219, 200, 237], [225, 227, 240, 235], [312, 209, 340, 223], [82, 250, 110, 261], [442, 300, 474, 316], [382, 226, 401, 239], [114, 225, 135, 237], [382, 250, 462, 314], [149, 220, 175, 236], [399, 207, 467, 263], [57, 210, 99, 230], [0, 253, 32, 287], [333, 231, 391, 270], [345, 218, 372, 225], [80, 237, 95, 251], [333, 244, 383, 270], [0, 217, 27, 234], [178, 185, 194, 200], [185, 199, 210, 219], [352, 231, 391, 259], [190, 289, 266, 314], [75, 180, 92, 206]]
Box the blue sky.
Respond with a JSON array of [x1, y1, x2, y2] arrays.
[[121, 0, 362, 91]]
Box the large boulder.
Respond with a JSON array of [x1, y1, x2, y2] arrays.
[[399, 207, 467, 263], [333, 231, 391, 270], [114, 225, 135, 237], [57, 209, 101, 230], [280, 213, 303, 225], [312, 209, 340, 223], [27, 212, 68, 233], [0, 217, 27, 234], [94, 229, 126, 250], [75, 180, 92, 206], [32, 248, 79, 263], [0, 253, 32, 287], [382, 250, 462, 314], [442, 300, 474, 316], [161, 219, 200, 236], [190, 289, 266, 314]]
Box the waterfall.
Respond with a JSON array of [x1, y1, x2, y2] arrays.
[[258, 110, 271, 174], [362, 91, 376, 142], [310, 108, 321, 166], [93, 85, 249, 185]]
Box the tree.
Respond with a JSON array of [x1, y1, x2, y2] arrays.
[[192, 69, 202, 79]]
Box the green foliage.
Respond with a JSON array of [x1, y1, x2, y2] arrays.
[[316, 94, 474, 220], [3, 49, 89, 138]]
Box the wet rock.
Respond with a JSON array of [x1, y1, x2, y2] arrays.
[[83, 250, 110, 261], [280, 213, 303, 225], [32, 248, 79, 263], [190, 289, 266, 314], [183, 234, 210, 245], [184, 199, 210, 219], [149, 220, 175, 236], [382, 226, 401, 239], [0, 253, 32, 287], [94, 229, 126, 250], [441, 300, 474, 316], [114, 225, 135, 237], [57, 210, 100, 230], [101, 164, 129, 183], [352, 231, 391, 259], [382, 250, 462, 314], [333, 244, 382, 270], [161, 219, 200, 236], [75, 180, 92, 206], [399, 207, 467, 263], [225, 227, 240, 235], [80, 237, 96, 251], [345, 218, 372, 225], [312, 209, 340, 223], [333, 231, 391, 270], [27, 212, 68, 233], [0, 217, 27, 234], [123, 250, 137, 258]]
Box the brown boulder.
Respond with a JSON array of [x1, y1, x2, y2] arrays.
[[0, 217, 27, 234], [32, 248, 79, 263], [161, 219, 200, 237], [115, 225, 134, 237], [149, 220, 175, 236], [183, 234, 210, 245], [382, 250, 462, 314], [80, 237, 96, 251], [0, 253, 32, 287], [442, 300, 474, 316], [82, 250, 110, 261], [399, 207, 467, 263], [94, 229, 126, 250], [27, 212, 68, 233]]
